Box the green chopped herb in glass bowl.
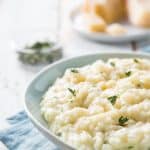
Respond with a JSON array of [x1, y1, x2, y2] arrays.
[[17, 41, 62, 65]]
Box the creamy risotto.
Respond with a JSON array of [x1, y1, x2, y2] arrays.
[[40, 58, 150, 150]]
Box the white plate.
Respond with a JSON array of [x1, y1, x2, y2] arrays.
[[70, 6, 150, 43]]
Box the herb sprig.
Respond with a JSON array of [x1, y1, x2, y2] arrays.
[[68, 88, 76, 96], [125, 71, 132, 77], [134, 58, 139, 63], [71, 69, 79, 73], [107, 95, 118, 105], [110, 62, 115, 67], [118, 116, 129, 126]]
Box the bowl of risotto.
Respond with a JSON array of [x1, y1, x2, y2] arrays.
[[25, 51, 150, 150]]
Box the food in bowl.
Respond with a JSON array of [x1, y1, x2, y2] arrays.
[[40, 58, 150, 150]]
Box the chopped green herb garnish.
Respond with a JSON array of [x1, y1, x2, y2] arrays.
[[56, 132, 62, 136], [110, 62, 115, 67], [128, 146, 134, 149], [108, 95, 118, 105], [18, 40, 62, 64], [71, 69, 79, 73], [134, 58, 139, 63], [125, 71, 132, 77], [118, 116, 129, 126], [26, 41, 52, 50], [68, 88, 76, 96]]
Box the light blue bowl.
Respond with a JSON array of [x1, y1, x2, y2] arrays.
[[24, 51, 150, 150]]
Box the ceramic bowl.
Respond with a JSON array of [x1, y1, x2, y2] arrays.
[[24, 51, 150, 150]]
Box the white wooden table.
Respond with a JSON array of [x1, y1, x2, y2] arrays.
[[0, 0, 149, 149]]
